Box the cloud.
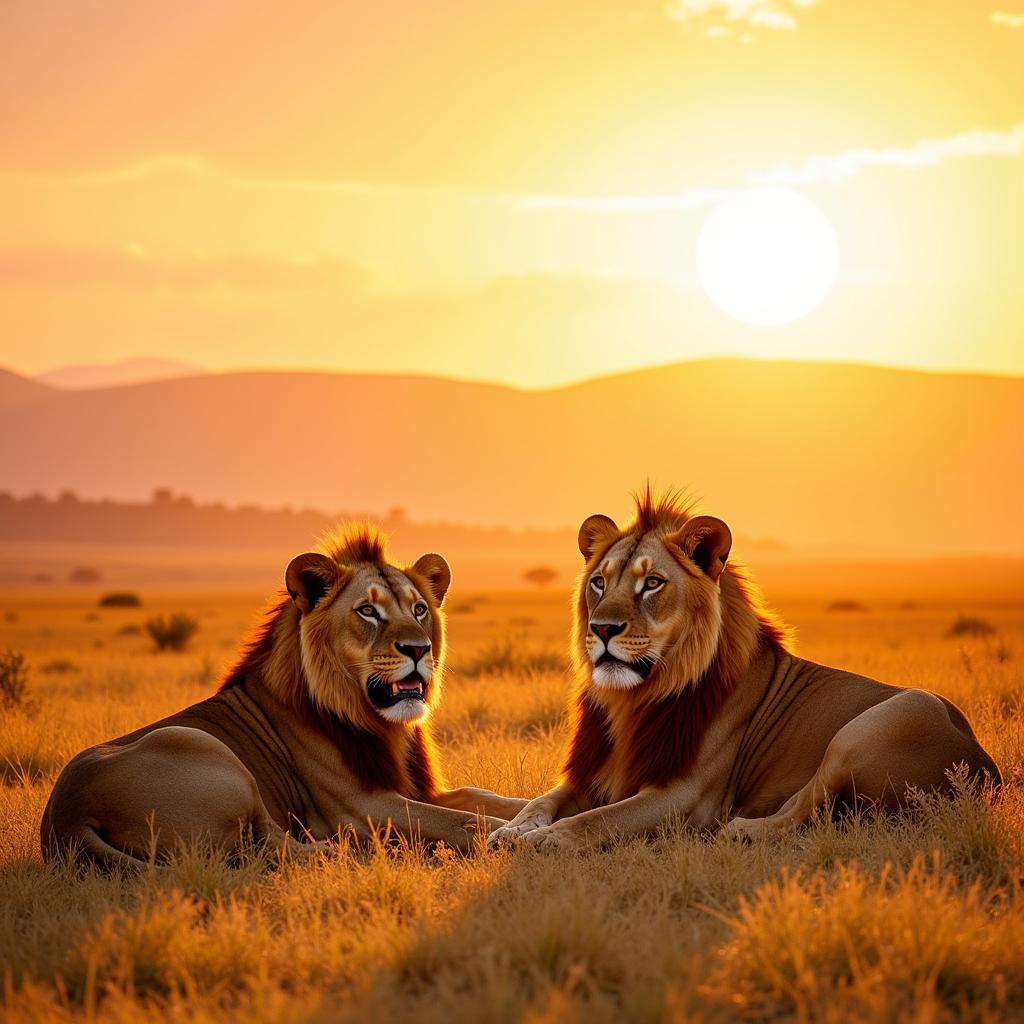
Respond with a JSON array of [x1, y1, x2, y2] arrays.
[[5, 119, 1023, 221], [991, 11, 1024, 27], [749, 122, 1024, 185], [517, 188, 727, 212], [665, 0, 815, 31], [0, 246, 375, 291]]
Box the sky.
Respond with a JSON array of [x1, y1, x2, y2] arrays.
[[1, 0, 1022, 387]]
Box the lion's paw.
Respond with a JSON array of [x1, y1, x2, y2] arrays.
[[724, 816, 764, 842], [519, 825, 581, 853], [486, 813, 553, 852]]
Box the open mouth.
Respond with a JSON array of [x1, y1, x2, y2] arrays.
[[594, 652, 655, 679], [367, 671, 426, 708]]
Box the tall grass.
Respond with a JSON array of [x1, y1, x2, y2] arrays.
[[0, 590, 1021, 1022]]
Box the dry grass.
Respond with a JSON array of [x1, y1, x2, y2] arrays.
[[0, 585, 1022, 1023]]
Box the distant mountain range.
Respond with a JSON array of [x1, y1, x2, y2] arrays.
[[34, 357, 198, 390], [0, 359, 1020, 557]]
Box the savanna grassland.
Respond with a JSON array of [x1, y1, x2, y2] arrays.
[[1, 578, 1023, 1023]]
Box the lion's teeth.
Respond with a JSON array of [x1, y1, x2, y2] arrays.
[[391, 682, 400, 696]]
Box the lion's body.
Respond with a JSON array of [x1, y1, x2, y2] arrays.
[[490, 494, 1000, 851], [42, 528, 527, 868]]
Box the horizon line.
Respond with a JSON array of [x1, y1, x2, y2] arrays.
[[7, 352, 1023, 396]]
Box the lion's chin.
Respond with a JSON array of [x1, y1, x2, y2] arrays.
[[591, 661, 646, 690], [375, 698, 431, 725]]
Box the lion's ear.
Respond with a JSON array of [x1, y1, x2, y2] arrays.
[[578, 514, 619, 560], [672, 516, 732, 583], [285, 552, 341, 614], [411, 553, 452, 606]]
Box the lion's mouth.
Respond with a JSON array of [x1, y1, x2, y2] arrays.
[[594, 652, 655, 679], [367, 671, 426, 708]]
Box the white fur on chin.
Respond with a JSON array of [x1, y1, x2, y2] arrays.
[[377, 698, 430, 724], [591, 661, 645, 689]]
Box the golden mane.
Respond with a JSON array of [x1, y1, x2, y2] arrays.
[[317, 521, 390, 567], [632, 484, 695, 535]]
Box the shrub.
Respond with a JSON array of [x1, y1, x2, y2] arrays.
[[947, 615, 996, 637], [99, 591, 142, 607], [68, 566, 102, 584], [145, 613, 200, 652], [826, 599, 868, 612], [118, 623, 143, 636], [0, 650, 29, 709], [523, 566, 558, 588], [39, 658, 78, 675]]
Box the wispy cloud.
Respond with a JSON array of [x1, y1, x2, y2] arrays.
[[991, 11, 1024, 28], [749, 123, 1024, 185], [5, 120, 1023, 218], [517, 188, 728, 212], [665, 0, 816, 32], [0, 246, 374, 290]]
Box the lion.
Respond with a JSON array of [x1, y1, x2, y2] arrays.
[[42, 526, 528, 869], [489, 491, 1000, 852]]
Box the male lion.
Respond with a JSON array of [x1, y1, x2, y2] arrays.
[[489, 492, 999, 851], [42, 526, 527, 868]]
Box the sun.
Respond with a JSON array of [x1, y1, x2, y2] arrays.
[[696, 188, 839, 326]]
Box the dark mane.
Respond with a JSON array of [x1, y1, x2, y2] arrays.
[[219, 594, 294, 694]]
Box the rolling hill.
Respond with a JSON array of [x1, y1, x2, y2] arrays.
[[0, 359, 1020, 557]]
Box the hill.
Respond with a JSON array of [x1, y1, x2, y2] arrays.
[[34, 357, 198, 390], [0, 359, 1020, 557]]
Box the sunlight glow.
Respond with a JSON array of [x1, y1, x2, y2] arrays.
[[696, 187, 839, 326]]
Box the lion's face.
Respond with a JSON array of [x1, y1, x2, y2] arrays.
[[576, 513, 732, 692], [285, 551, 451, 726]]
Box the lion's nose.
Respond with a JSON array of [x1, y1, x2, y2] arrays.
[[590, 622, 626, 643], [396, 642, 431, 663]]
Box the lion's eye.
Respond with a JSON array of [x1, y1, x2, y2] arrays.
[[357, 604, 378, 620], [590, 575, 605, 592], [413, 602, 428, 619], [644, 576, 665, 591]]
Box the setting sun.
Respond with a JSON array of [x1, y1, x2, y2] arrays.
[[696, 188, 839, 326]]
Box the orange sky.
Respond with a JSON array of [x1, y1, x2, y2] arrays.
[[1, 0, 1022, 386]]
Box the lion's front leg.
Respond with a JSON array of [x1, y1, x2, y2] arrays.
[[354, 793, 506, 853], [518, 783, 695, 851], [430, 787, 530, 819]]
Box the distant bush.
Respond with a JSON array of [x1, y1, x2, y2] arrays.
[[145, 612, 200, 652], [118, 623, 143, 636], [0, 650, 29, 709], [460, 638, 564, 678], [826, 599, 868, 613], [947, 615, 996, 638], [68, 566, 102, 584], [523, 566, 558, 588], [99, 591, 142, 607], [39, 658, 78, 675], [31, 572, 53, 584]]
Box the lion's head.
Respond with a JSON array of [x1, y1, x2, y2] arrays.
[[279, 526, 451, 728], [573, 492, 744, 697]]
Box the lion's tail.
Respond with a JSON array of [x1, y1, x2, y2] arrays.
[[46, 823, 151, 872]]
